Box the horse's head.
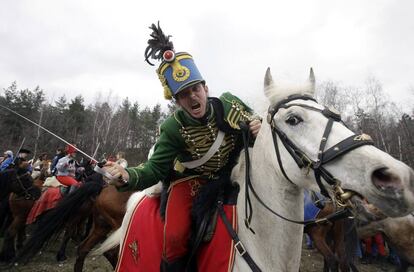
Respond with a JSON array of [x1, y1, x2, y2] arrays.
[[3, 158, 40, 199], [261, 68, 414, 217]]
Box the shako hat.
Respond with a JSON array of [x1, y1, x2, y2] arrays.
[[144, 22, 204, 100]]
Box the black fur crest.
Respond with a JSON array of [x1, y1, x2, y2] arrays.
[[144, 22, 174, 66]]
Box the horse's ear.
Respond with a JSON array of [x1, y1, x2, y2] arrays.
[[309, 67, 315, 93], [264, 67, 274, 89]]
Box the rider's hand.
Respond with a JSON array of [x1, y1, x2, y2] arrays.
[[249, 119, 262, 138], [103, 161, 129, 187]]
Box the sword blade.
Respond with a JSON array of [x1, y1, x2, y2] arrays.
[[92, 142, 100, 161], [13, 137, 26, 163], [0, 104, 96, 162]]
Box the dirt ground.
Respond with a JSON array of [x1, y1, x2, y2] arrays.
[[0, 236, 411, 272]]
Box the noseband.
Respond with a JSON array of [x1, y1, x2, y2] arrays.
[[267, 94, 374, 199]]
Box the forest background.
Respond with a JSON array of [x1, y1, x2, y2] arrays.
[[0, 78, 413, 168]]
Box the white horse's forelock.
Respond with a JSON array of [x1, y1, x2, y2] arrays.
[[264, 81, 315, 106]]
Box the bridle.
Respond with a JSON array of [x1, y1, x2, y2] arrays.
[[243, 94, 375, 229], [14, 171, 37, 200], [268, 94, 374, 199]]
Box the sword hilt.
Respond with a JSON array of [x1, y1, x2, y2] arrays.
[[94, 161, 127, 184]]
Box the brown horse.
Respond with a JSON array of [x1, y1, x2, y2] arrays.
[[16, 177, 132, 272], [0, 160, 41, 262], [12, 161, 50, 250], [304, 196, 358, 272], [357, 214, 414, 272]]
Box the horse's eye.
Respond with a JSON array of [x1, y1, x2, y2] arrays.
[[285, 115, 303, 126]]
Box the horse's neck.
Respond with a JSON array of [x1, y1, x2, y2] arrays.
[[234, 150, 304, 271]]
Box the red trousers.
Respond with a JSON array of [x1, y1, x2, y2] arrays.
[[163, 178, 205, 262], [56, 176, 79, 187], [364, 233, 386, 256]]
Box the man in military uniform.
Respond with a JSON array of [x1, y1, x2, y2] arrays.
[[106, 23, 261, 271]]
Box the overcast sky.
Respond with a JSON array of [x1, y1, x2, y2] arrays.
[[1, 0, 413, 111]]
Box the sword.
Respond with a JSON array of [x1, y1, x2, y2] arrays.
[[13, 137, 26, 164], [0, 104, 119, 180], [92, 142, 100, 161]]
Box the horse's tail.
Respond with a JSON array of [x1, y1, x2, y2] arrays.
[[15, 181, 104, 263], [93, 227, 121, 256]]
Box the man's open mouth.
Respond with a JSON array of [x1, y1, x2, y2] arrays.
[[191, 103, 201, 110]]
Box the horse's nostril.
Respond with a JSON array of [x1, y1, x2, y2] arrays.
[[371, 167, 403, 192]]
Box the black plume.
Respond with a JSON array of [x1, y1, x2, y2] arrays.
[[144, 22, 174, 66]]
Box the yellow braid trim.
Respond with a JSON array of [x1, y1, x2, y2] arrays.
[[158, 71, 173, 100], [164, 87, 173, 100]]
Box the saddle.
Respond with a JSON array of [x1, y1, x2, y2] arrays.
[[116, 178, 240, 272]]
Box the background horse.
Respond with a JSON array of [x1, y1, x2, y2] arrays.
[[304, 194, 358, 272], [358, 214, 414, 272], [97, 68, 414, 271], [16, 178, 133, 272], [0, 160, 41, 262]]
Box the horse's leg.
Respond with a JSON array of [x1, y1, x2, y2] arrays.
[[57, 202, 92, 262], [15, 200, 34, 252], [16, 226, 26, 250], [56, 229, 71, 262], [0, 215, 25, 262], [323, 259, 329, 272], [0, 198, 11, 238], [74, 217, 112, 272], [332, 220, 350, 272], [309, 224, 339, 272], [83, 215, 93, 240], [396, 258, 410, 272], [103, 246, 120, 269]]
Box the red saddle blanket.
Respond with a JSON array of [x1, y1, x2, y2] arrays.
[[116, 195, 237, 272], [26, 187, 62, 225]]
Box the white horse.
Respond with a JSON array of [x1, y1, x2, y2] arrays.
[[97, 68, 414, 271]]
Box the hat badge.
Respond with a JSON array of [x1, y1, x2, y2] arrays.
[[163, 50, 190, 82]]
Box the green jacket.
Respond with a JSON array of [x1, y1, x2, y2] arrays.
[[120, 92, 255, 192]]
